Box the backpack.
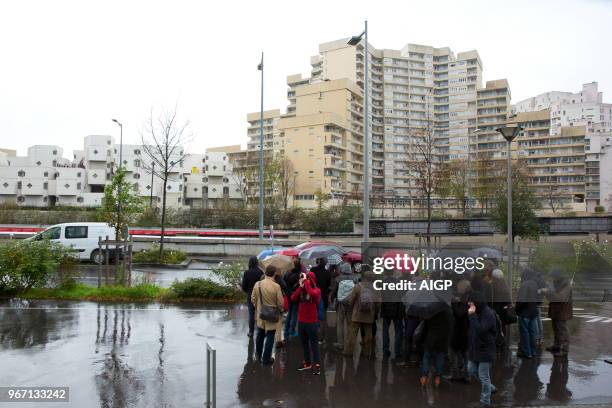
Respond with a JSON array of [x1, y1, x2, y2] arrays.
[[337, 279, 355, 304], [358, 284, 375, 314]]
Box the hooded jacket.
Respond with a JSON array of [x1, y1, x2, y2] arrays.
[[241, 256, 263, 295], [515, 268, 540, 318], [467, 291, 497, 363], [290, 272, 321, 323]]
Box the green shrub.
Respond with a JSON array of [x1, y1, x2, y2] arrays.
[[211, 262, 244, 290], [594, 205, 605, 214], [132, 244, 187, 264], [135, 207, 159, 227], [0, 240, 68, 292], [169, 278, 236, 300]]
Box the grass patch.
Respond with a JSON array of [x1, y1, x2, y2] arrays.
[[20, 283, 167, 302], [13, 280, 242, 303]]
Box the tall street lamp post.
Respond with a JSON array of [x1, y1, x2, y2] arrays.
[[348, 20, 369, 243], [112, 119, 123, 169], [496, 124, 523, 296], [111, 118, 124, 239], [257, 53, 264, 240]]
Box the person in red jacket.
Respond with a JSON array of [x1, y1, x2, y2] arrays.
[[291, 271, 322, 374]]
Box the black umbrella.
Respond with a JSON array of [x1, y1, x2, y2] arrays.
[[402, 282, 451, 319]]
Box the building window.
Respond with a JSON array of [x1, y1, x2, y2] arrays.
[[133, 173, 141, 179], [44, 171, 48, 177], [36, 161, 41, 166], [77, 182, 82, 190], [77, 172, 81, 177], [17, 181, 22, 189], [18, 170, 25, 177], [17, 195, 25, 203], [43, 182, 48, 190], [52, 150, 57, 155], [26, 183, 32, 188]]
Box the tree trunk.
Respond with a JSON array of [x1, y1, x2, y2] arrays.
[[159, 177, 168, 257], [426, 191, 432, 247]]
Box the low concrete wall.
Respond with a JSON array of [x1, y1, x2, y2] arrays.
[[132, 236, 363, 257]]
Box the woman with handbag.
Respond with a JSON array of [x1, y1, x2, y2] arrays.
[[251, 265, 284, 365]]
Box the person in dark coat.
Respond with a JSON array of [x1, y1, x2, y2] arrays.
[[544, 268, 573, 356], [533, 269, 547, 348], [448, 278, 471, 382], [467, 291, 498, 407], [311, 258, 332, 311], [241, 256, 263, 337], [420, 303, 454, 387], [515, 267, 540, 359], [380, 269, 405, 359], [283, 259, 302, 339]]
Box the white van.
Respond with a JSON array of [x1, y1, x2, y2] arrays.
[[29, 222, 118, 264]]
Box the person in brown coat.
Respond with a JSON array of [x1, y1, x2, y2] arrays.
[[345, 271, 381, 358], [545, 268, 573, 356], [251, 265, 284, 364]]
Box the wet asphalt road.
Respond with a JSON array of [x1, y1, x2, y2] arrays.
[[1, 300, 612, 408]]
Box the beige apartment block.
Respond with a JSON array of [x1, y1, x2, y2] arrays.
[[512, 109, 587, 213], [279, 78, 364, 206]]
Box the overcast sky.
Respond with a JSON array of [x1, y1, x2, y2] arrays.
[[1, 0, 611, 158]]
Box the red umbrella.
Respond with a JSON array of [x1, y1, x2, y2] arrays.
[[381, 250, 414, 273], [342, 251, 362, 263], [295, 241, 342, 251], [278, 248, 300, 257]]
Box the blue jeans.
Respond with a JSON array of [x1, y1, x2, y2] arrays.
[[421, 350, 445, 376], [255, 327, 276, 363], [299, 322, 320, 365], [382, 317, 404, 358], [519, 316, 537, 357], [468, 360, 496, 406], [284, 302, 298, 338], [246, 297, 256, 335]]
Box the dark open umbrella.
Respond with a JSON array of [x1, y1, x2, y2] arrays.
[[402, 282, 452, 319], [470, 247, 502, 262], [299, 245, 344, 260]]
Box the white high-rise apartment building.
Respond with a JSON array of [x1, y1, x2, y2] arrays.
[[308, 39, 505, 200]]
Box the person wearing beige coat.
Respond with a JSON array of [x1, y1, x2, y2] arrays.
[[251, 266, 284, 364]]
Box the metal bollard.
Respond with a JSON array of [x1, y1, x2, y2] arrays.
[[205, 342, 216, 408]]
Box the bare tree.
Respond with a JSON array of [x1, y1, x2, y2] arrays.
[[439, 159, 470, 217], [409, 120, 443, 245], [140, 107, 191, 256], [277, 158, 295, 210], [230, 168, 251, 207], [473, 155, 499, 215], [546, 185, 561, 214]]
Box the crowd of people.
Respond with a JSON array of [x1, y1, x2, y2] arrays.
[[241, 253, 574, 407]]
